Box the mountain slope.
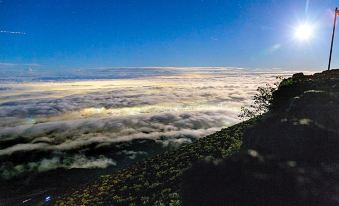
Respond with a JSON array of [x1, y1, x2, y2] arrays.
[[55, 120, 254, 206]]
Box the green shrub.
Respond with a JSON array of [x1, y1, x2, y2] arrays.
[[141, 196, 150, 205], [239, 77, 283, 119], [154, 200, 165, 206]]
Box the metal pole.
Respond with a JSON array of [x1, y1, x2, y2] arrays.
[[328, 7, 338, 70]]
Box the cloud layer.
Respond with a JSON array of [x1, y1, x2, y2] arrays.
[[0, 67, 301, 178]]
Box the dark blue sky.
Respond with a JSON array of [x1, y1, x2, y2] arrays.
[[1, 0, 338, 71]]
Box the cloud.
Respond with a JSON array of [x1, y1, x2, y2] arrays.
[[0, 30, 26, 35], [1, 155, 116, 180], [0, 62, 41, 68], [0, 68, 304, 179], [0, 111, 235, 155]]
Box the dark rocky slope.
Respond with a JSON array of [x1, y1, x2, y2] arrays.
[[243, 70, 339, 163], [183, 70, 339, 206]]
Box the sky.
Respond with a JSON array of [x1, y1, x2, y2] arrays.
[[0, 0, 339, 71]]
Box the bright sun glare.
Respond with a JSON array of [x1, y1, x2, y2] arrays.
[[294, 23, 314, 41]]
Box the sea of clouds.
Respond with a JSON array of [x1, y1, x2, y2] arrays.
[[0, 67, 302, 179]]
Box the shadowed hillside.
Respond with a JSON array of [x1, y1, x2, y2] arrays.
[[55, 70, 339, 206]]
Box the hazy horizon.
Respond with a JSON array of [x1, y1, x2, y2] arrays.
[[0, 66, 321, 82]]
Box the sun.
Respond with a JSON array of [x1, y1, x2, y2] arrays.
[[294, 23, 314, 41]]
